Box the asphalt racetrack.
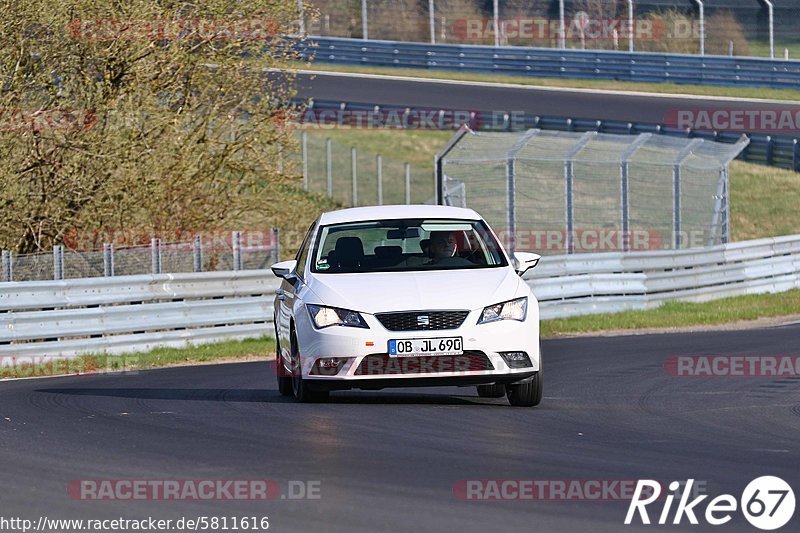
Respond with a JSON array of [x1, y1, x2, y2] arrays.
[[1, 324, 799, 532], [294, 70, 800, 124]]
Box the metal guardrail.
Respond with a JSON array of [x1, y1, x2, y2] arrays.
[[1, 235, 798, 356], [0, 271, 280, 356], [526, 234, 800, 319], [298, 37, 800, 90], [297, 98, 800, 172]]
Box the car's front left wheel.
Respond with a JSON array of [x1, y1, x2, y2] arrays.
[[290, 331, 329, 403]]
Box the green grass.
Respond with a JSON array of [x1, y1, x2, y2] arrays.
[[541, 289, 800, 337], [298, 62, 800, 102], [300, 129, 452, 169], [748, 40, 800, 60], [0, 337, 276, 380], [730, 160, 800, 241], [112, 336, 276, 369]]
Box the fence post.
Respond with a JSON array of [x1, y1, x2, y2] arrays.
[[428, 0, 435, 44], [361, 0, 368, 39], [765, 136, 774, 166], [1, 250, 11, 282], [565, 161, 575, 253], [103, 243, 115, 277], [326, 138, 332, 198], [503, 130, 540, 256], [627, 0, 634, 52], [672, 138, 704, 250], [620, 133, 651, 252], [405, 162, 411, 204], [672, 164, 682, 249], [274, 228, 281, 262], [377, 154, 383, 205], [193, 235, 203, 272], [723, 167, 731, 244], [564, 132, 596, 254], [302, 131, 308, 191], [151, 238, 162, 274], [351, 147, 358, 206], [53, 245, 64, 280], [506, 157, 517, 256], [793, 139, 799, 172], [232, 231, 242, 271]]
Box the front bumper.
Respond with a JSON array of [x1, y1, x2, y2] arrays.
[[293, 305, 540, 386], [307, 371, 538, 391]]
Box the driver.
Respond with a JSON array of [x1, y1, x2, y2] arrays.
[[426, 231, 473, 266]]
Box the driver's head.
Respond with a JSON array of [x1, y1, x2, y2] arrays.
[[429, 231, 457, 259]]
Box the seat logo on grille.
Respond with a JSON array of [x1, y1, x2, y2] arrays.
[[417, 315, 430, 326]]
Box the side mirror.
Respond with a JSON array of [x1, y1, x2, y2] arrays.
[[513, 252, 541, 276], [271, 260, 298, 282]]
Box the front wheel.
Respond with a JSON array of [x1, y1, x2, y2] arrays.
[[506, 371, 542, 407], [276, 353, 293, 396], [290, 331, 329, 403]]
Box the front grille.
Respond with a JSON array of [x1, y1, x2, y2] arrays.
[[354, 351, 493, 375], [375, 311, 469, 331]]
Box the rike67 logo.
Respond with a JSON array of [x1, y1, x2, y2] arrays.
[[625, 477, 795, 530]]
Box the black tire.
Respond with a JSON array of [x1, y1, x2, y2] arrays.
[[275, 340, 293, 397], [506, 371, 542, 407], [476, 383, 506, 398], [290, 331, 329, 403]]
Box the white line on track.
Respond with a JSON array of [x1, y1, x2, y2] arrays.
[[290, 68, 800, 106]]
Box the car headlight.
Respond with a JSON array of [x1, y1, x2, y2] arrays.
[[306, 304, 369, 329], [477, 297, 527, 324]]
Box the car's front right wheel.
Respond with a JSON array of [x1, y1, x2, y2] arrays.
[[290, 331, 329, 403], [506, 370, 542, 407]]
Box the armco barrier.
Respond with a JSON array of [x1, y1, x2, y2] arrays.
[[295, 98, 800, 172], [0, 271, 280, 357], [298, 37, 800, 90], [1, 235, 799, 357], [526, 234, 800, 319]]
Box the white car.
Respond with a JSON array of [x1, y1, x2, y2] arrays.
[[271, 205, 542, 406]]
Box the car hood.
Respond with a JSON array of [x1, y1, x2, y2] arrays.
[[306, 268, 523, 314]]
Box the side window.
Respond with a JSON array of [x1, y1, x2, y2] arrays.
[[294, 220, 317, 280]]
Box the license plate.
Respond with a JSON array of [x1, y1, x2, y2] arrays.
[[388, 337, 463, 357]]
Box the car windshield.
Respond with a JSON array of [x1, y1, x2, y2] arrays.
[[311, 218, 508, 274]]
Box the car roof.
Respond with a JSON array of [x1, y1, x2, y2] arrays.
[[318, 205, 482, 225]]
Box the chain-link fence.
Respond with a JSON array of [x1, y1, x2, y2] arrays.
[[1, 230, 279, 283], [304, 1, 798, 58], [288, 132, 435, 206], [437, 128, 750, 255]]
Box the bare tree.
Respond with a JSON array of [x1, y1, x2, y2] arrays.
[[0, 0, 311, 253]]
